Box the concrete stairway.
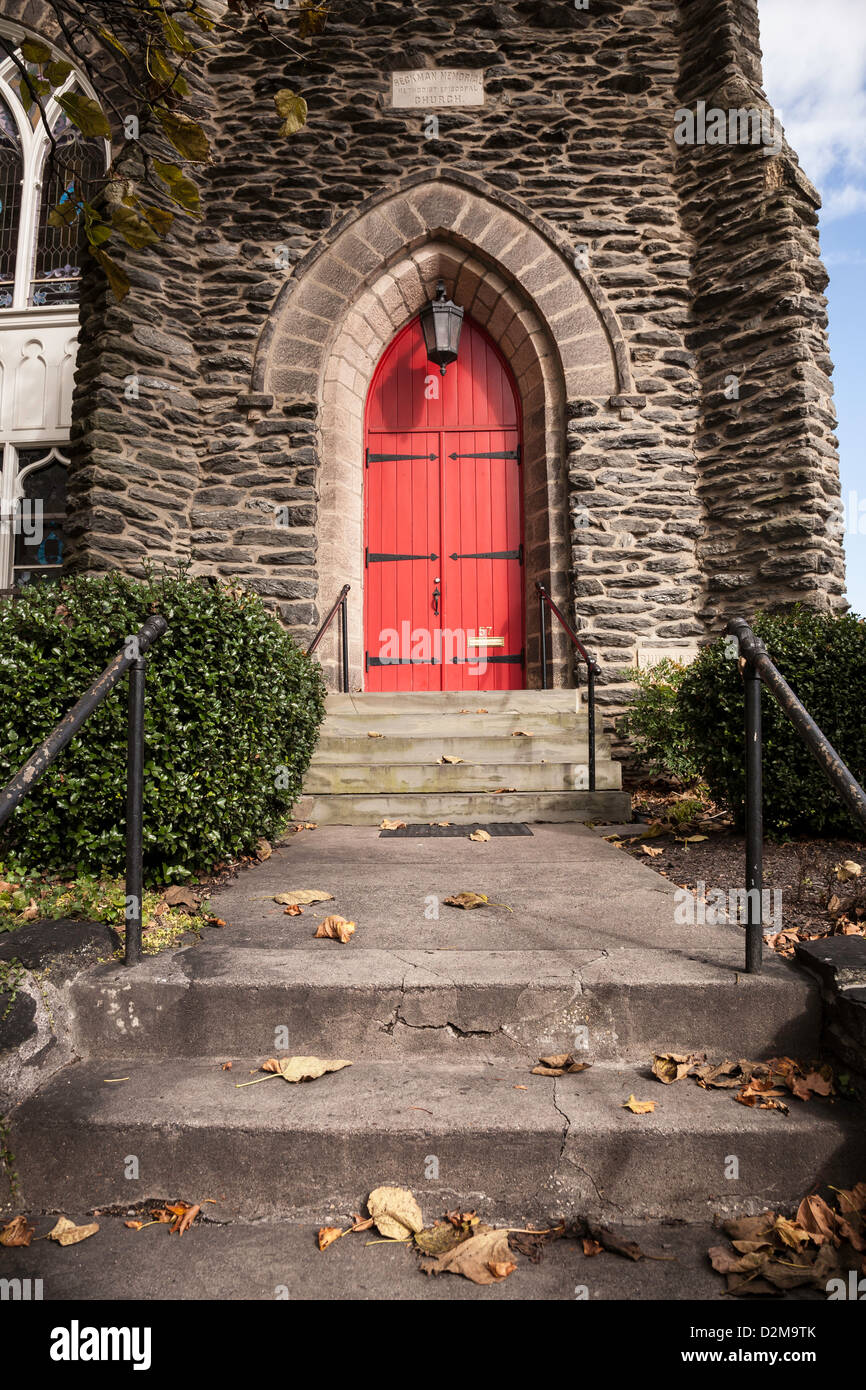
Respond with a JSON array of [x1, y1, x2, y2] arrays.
[[300, 691, 631, 824], [6, 825, 862, 1231]]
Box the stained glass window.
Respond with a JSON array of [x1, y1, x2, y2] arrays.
[[0, 95, 21, 309], [31, 114, 104, 308], [12, 448, 68, 586]]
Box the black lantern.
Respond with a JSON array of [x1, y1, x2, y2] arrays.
[[419, 279, 464, 375]]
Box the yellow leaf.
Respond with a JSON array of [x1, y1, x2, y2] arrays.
[[317, 1226, 345, 1250], [623, 1094, 655, 1114], [314, 915, 356, 943], [367, 1186, 424, 1240], [380, 819, 406, 830], [257, 1056, 352, 1084], [444, 892, 488, 910], [274, 89, 308, 137], [47, 1216, 99, 1246], [469, 829, 491, 842]]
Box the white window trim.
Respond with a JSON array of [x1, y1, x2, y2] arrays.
[[0, 440, 70, 590]]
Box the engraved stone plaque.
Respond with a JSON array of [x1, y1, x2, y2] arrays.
[[391, 69, 485, 109]]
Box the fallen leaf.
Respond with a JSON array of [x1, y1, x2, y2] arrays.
[[367, 1186, 424, 1240], [531, 1054, 592, 1077], [349, 1214, 375, 1233], [438, 755, 464, 764], [256, 839, 272, 861], [0, 1215, 35, 1247], [171, 1203, 200, 1236], [476, 708, 488, 714], [162, 884, 198, 910], [380, 818, 406, 830], [314, 914, 356, 943], [835, 860, 862, 882], [420, 1225, 515, 1283], [795, 1193, 837, 1244], [257, 1056, 352, 1084], [652, 1051, 704, 1084], [415, 1221, 475, 1256], [283, 904, 303, 916], [47, 1216, 99, 1246], [208, 917, 226, 928], [367, 731, 384, 738], [623, 1094, 655, 1114], [582, 1237, 604, 1256], [274, 889, 334, 906], [511, 730, 533, 737], [317, 1226, 345, 1250], [221, 1061, 233, 1071], [444, 891, 488, 910], [469, 829, 491, 842], [124, 1221, 145, 1230]]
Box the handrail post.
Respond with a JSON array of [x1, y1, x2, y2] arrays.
[[743, 657, 764, 974], [124, 656, 146, 967], [539, 586, 548, 690], [587, 663, 597, 792], [340, 590, 349, 693]]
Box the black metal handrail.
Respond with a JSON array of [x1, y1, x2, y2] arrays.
[[307, 584, 350, 692], [0, 614, 168, 966], [726, 616, 866, 974], [536, 581, 598, 791]]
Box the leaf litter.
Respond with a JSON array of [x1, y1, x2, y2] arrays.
[[651, 1052, 837, 1114]]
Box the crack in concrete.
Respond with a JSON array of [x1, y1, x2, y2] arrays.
[[379, 1008, 501, 1040]]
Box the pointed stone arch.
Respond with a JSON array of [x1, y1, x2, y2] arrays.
[[253, 173, 630, 689]]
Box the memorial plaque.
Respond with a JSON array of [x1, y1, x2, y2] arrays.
[[391, 69, 485, 109]]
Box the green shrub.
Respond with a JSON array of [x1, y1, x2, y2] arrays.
[[0, 569, 326, 880], [620, 659, 702, 783], [678, 608, 866, 837]]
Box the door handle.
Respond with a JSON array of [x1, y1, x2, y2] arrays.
[[432, 579, 440, 616]]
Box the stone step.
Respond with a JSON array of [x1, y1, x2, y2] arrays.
[[304, 761, 620, 795], [326, 691, 586, 714], [9, 1057, 859, 1224], [320, 711, 597, 738], [311, 735, 607, 764], [298, 789, 631, 824], [69, 947, 820, 1063]]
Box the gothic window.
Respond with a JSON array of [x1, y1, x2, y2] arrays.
[[0, 43, 108, 311], [11, 446, 68, 587]]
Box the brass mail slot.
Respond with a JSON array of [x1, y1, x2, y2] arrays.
[[468, 635, 504, 647]]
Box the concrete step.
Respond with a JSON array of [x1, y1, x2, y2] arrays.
[[311, 735, 607, 764], [298, 789, 630, 824], [304, 761, 620, 795], [9, 1057, 860, 1224], [69, 947, 820, 1063]]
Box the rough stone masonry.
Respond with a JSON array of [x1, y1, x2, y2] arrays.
[[9, 0, 845, 704]]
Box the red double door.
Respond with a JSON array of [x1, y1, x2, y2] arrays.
[[364, 316, 525, 691]]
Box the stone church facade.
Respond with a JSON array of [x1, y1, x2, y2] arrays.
[[0, 0, 847, 708]]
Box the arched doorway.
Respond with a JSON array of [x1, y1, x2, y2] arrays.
[[364, 315, 525, 691]]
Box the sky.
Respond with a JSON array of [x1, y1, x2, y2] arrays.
[[758, 0, 866, 615]]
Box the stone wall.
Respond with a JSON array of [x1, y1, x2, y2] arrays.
[[53, 0, 845, 704]]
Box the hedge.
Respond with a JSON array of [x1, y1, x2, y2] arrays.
[[0, 569, 326, 880]]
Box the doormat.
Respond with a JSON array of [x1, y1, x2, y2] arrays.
[[379, 823, 533, 838]]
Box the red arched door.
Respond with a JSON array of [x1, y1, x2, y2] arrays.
[[364, 316, 524, 691]]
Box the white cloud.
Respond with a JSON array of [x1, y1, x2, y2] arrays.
[[759, 0, 866, 213]]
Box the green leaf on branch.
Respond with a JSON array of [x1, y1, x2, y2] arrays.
[[152, 160, 201, 214], [149, 48, 189, 97], [110, 202, 158, 249], [89, 246, 131, 302], [19, 39, 53, 64], [98, 28, 132, 61], [274, 90, 308, 137], [57, 92, 111, 140], [141, 205, 175, 237], [47, 201, 77, 229], [45, 60, 74, 87], [155, 108, 210, 162]]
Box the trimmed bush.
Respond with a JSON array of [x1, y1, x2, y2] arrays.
[[619, 658, 702, 783], [677, 608, 866, 837], [0, 569, 326, 880]]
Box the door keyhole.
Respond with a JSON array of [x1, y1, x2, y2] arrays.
[[432, 578, 440, 616]]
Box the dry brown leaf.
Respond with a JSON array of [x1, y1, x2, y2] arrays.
[[623, 1094, 655, 1114], [349, 1213, 375, 1233], [367, 731, 384, 738], [414, 1221, 475, 1256], [314, 914, 356, 943], [163, 884, 198, 910], [640, 845, 663, 858], [476, 708, 488, 714], [531, 1054, 592, 1077], [582, 1237, 604, 1256], [256, 839, 272, 861], [0, 1215, 35, 1247], [274, 889, 334, 906], [420, 1225, 515, 1283], [317, 1226, 345, 1250], [444, 891, 488, 910], [469, 829, 491, 842], [652, 1051, 704, 1084], [438, 755, 464, 765], [367, 1186, 424, 1240], [125, 1221, 145, 1230], [221, 1061, 233, 1071], [47, 1216, 99, 1246], [511, 730, 533, 737], [380, 818, 406, 830], [835, 860, 862, 882], [795, 1193, 838, 1244], [260, 1056, 352, 1083], [283, 904, 303, 916], [171, 1203, 200, 1236]]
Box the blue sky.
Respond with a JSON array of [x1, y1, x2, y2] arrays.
[[759, 0, 866, 615]]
